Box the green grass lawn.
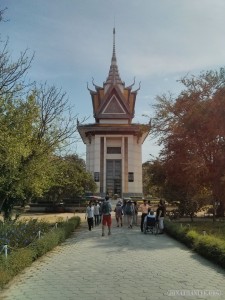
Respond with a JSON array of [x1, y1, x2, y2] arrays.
[[172, 219, 225, 240], [189, 221, 225, 239]]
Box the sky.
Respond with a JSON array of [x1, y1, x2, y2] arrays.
[[1, 0, 225, 162]]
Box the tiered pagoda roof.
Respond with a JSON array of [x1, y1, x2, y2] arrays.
[[87, 28, 140, 124]]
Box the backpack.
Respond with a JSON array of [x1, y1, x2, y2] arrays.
[[125, 204, 133, 215], [115, 205, 122, 214], [101, 201, 111, 215]]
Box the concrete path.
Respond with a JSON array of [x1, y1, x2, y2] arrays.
[[0, 217, 225, 300]]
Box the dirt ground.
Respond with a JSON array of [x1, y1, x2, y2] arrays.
[[0, 212, 86, 223]]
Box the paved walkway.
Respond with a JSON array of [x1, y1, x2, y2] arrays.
[[0, 217, 225, 300]]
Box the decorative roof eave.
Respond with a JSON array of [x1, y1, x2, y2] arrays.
[[78, 123, 151, 132], [77, 123, 151, 144]]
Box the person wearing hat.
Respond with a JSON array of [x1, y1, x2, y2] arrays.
[[114, 201, 123, 227]]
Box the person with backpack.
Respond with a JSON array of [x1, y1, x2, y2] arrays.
[[125, 200, 134, 228], [114, 200, 123, 227], [101, 196, 112, 236]]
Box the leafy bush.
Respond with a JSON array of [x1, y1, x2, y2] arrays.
[[30, 216, 80, 260], [165, 220, 225, 268], [0, 216, 80, 288], [193, 235, 225, 268], [164, 221, 193, 246], [30, 229, 65, 259], [8, 248, 34, 275], [0, 219, 52, 249]]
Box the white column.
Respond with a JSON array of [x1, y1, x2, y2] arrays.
[[121, 136, 125, 196], [103, 136, 107, 194]]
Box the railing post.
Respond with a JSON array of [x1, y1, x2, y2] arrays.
[[4, 244, 8, 259]]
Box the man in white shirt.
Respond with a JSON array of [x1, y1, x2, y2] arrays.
[[85, 201, 94, 231], [94, 202, 100, 226]]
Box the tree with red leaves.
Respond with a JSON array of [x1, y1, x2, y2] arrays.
[[152, 68, 225, 217]]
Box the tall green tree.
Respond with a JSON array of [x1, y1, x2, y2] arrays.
[[42, 155, 96, 203], [142, 159, 166, 198], [0, 95, 39, 217], [0, 7, 90, 219], [0, 83, 83, 219]]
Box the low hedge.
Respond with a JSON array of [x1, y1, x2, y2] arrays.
[[165, 220, 225, 268], [0, 216, 80, 288]]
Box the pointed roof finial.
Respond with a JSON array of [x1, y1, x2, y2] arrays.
[[112, 27, 116, 62], [104, 27, 124, 87]]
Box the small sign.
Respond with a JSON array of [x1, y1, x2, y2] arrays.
[[128, 172, 134, 182], [94, 172, 99, 182]]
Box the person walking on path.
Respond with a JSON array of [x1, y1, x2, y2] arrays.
[[122, 199, 127, 225], [94, 202, 100, 226], [133, 201, 139, 226], [125, 200, 134, 228], [139, 199, 150, 232], [98, 201, 102, 224], [101, 196, 112, 236], [85, 201, 94, 231], [114, 201, 123, 227], [156, 199, 166, 234]]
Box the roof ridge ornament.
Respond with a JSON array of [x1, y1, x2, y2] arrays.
[[133, 81, 141, 93], [87, 82, 95, 93], [126, 77, 136, 89], [92, 77, 101, 90]]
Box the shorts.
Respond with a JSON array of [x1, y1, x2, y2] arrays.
[[115, 213, 122, 219], [102, 214, 112, 226]]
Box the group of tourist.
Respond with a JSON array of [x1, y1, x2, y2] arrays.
[[85, 200, 102, 231], [140, 199, 166, 234], [85, 197, 166, 236], [114, 199, 139, 228], [85, 196, 112, 236]]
